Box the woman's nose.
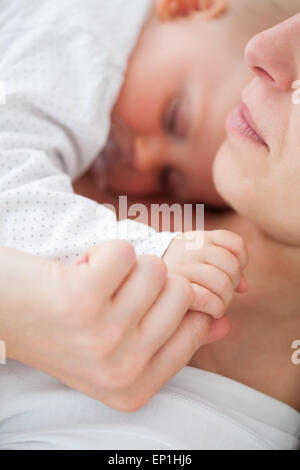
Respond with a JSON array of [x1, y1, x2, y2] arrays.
[[245, 14, 300, 92], [133, 136, 168, 172]]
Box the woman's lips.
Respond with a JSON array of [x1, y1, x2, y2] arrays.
[[226, 103, 268, 148]]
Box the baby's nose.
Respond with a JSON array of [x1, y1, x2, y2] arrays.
[[133, 136, 168, 172]]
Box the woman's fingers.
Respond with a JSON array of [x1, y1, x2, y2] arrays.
[[96, 274, 192, 392], [64, 236, 237, 414], [105, 311, 213, 412], [190, 283, 225, 319], [109, 255, 167, 325], [138, 274, 193, 352], [78, 240, 137, 300], [205, 315, 231, 344]]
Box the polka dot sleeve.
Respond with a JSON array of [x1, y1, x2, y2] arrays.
[[0, 0, 176, 263]]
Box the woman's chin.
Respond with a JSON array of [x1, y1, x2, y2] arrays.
[[213, 141, 238, 209]]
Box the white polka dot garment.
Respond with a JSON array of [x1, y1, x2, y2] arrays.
[[0, 0, 176, 263]]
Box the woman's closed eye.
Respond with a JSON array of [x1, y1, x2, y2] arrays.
[[163, 94, 190, 139]]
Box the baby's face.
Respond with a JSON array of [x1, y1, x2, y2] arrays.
[[97, 5, 252, 205]]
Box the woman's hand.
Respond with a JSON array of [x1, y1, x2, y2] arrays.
[[0, 242, 229, 412]]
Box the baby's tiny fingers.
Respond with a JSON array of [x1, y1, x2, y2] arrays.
[[209, 230, 248, 270], [191, 284, 226, 319], [201, 245, 242, 290], [187, 264, 234, 307]]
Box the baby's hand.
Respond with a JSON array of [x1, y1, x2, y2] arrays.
[[163, 230, 248, 319]]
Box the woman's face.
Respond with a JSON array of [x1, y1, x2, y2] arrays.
[[214, 13, 300, 246]]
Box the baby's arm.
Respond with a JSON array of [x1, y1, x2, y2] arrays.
[[0, 0, 173, 263]]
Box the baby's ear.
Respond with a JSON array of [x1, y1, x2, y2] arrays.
[[156, 0, 227, 22]]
